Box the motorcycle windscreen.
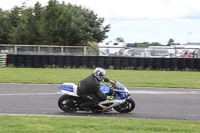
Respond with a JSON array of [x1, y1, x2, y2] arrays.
[[115, 81, 126, 90]]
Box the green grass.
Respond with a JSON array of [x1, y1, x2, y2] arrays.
[[1, 67, 200, 88], [0, 115, 200, 133]]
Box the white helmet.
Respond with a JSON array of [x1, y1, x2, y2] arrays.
[[94, 67, 106, 81]]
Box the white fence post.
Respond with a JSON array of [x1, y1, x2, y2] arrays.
[[84, 47, 87, 56], [38, 45, 41, 54], [61, 46, 64, 55], [15, 45, 17, 54]]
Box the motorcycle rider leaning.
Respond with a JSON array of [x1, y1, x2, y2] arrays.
[[77, 67, 115, 111]]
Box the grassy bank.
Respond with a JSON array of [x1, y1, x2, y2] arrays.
[[0, 68, 200, 88], [0, 115, 200, 133]]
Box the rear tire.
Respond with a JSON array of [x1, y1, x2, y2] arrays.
[[58, 95, 78, 113], [114, 98, 135, 113]]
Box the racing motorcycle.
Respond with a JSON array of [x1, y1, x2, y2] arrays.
[[58, 80, 135, 113]]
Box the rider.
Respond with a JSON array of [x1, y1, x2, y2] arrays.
[[77, 67, 115, 110]]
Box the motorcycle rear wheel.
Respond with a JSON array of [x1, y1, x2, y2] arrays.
[[58, 95, 78, 113], [114, 98, 135, 113]]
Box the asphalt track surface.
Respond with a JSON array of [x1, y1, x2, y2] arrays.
[[0, 83, 200, 121]]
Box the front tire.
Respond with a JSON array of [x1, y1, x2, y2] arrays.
[[58, 95, 78, 113], [114, 98, 135, 113]]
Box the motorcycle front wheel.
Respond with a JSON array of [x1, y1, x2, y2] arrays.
[[58, 95, 78, 113], [114, 98, 135, 113]]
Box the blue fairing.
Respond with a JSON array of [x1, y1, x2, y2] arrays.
[[58, 84, 73, 92], [114, 89, 130, 99], [100, 84, 111, 94], [100, 83, 130, 99]]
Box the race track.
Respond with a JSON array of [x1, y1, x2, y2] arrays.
[[0, 83, 200, 121]]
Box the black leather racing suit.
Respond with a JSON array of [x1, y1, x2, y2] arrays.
[[77, 73, 109, 108]]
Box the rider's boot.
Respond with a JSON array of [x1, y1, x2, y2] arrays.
[[79, 106, 90, 112]]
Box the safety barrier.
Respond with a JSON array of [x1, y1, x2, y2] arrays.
[[5, 54, 200, 71], [0, 54, 7, 67]]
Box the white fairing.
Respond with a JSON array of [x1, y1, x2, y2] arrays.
[[73, 85, 78, 95], [61, 83, 79, 97], [98, 99, 126, 109]]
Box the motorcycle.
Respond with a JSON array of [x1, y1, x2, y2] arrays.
[[58, 80, 135, 113]]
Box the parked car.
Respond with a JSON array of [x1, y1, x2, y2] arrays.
[[99, 50, 109, 56], [123, 48, 145, 57], [143, 49, 170, 58], [123, 48, 170, 58]]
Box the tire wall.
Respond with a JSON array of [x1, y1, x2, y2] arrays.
[[0, 54, 7, 67], [6, 54, 200, 71]]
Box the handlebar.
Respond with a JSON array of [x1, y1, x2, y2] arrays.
[[110, 88, 118, 97]]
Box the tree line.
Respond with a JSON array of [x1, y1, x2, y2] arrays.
[[0, 0, 110, 46], [114, 37, 180, 47]]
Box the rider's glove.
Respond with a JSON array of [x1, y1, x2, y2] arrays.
[[106, 96, 114, 100], [104, 77, 110, 82]]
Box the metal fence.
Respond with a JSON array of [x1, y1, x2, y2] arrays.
[[0, 45, 99, 56]]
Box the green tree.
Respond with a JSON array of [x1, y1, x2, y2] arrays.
[[9, 6, 21, 28], [2, 0, 110, 45], [136, 42, 149, 48], [150, 42, 161, 46], [41, 0, 110, 46], [115, 37, 125, 42], [168, 38, 180, 46], [0, 9, 11, 43], [40, 0, 64, 45], [33, 2, 44, 44], [7, 6, 22, 43], [167, 38, 174, 46], [8, 2, 44, 44], [9, 8, 36, 44]]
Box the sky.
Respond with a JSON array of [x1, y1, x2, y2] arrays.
[[1, 0, 200, 45]]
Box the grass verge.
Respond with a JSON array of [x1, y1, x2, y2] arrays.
[[1, 68, 200, 88], [0, 115, 200, 133]]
